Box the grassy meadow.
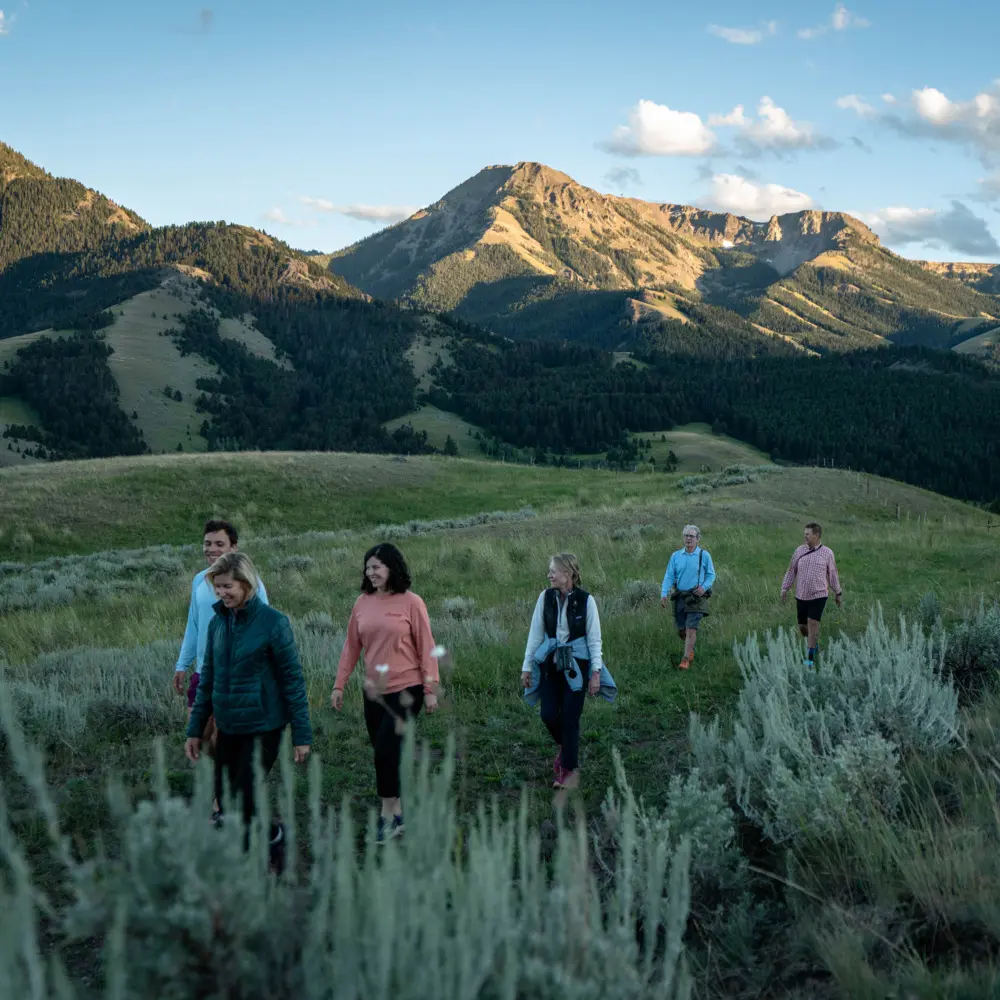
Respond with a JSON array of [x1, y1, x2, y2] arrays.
[[2, 450, 999, 996]]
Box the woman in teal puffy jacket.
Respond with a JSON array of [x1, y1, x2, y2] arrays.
[[185, 551, 312, 872]]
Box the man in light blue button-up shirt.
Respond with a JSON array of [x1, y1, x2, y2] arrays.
[[660, 524, 716, 671], [173, 519, 268, 717]]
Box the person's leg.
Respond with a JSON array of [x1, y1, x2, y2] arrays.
[[805, 598, 827, 663], [684, 626, 697, 661], [679, 607, 703, 669], [213, 729, 235, 824], [796, 600, 809, 640], [254, 727, 286, 873], [364, 696, 394, 816], [369, 689, 423, 835], [556, 677, 587, 788], [673, 599, 687, 645], [537, 669, 564, 774]]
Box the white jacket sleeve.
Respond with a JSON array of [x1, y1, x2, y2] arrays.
[[521, 591, 547, 672], [585, 595, 604, 674]]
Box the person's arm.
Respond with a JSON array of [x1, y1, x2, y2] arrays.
[[333, 601, 364, 692], [522, 592, 546, 673], [186, 620, 215, 738], [585, 596, 604, 674], [660, 554, 676, 599], [701, 552, 717, 592], [828, 551, 842, 599], [257, 578, 269, 606], [780, 549, 799, 596], [409, 595, 440, 695], [271, 616, 313, 748], [175, 578, 199, 673]]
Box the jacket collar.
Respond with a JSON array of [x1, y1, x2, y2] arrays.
[[213, 594, 263, 622]]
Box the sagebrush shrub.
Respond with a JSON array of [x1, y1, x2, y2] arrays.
[[441, 595, 477, 619], [918, 590, 942, 630], [273, 554, 315, 572], [599, 752, 742, 895], [690, 610, 959, 844], [0, 713, 694, 1000], [943, 601, 1000, 705]]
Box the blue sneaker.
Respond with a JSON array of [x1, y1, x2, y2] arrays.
[[803, 658, 814, 668], [376, 815, 404, 843]]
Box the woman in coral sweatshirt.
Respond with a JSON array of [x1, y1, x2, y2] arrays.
[[330, 542, 440, 842]]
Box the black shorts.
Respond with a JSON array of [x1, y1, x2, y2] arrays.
[[796, 597, 828, 625]]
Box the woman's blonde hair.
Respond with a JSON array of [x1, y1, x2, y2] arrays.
[[549, 552, 582, 587], [206, 551, 259, 601]]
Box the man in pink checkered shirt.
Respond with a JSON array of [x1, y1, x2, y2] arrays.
[[780, 521, 843, 667]]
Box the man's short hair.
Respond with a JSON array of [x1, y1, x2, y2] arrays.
[[805, 521, 822, 537], [204, 519, 238, 545], [682, 524, 701, 539]]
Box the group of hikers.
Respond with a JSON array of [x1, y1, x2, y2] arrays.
[[177, 517, 843, 870]]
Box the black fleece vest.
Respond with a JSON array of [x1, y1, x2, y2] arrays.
[[542, 588, 591, 674]]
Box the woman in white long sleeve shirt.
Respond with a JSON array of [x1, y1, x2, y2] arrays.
[[521, 552, 604, 790]]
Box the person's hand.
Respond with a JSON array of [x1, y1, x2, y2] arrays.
[[185, 737, 201, 762], [425, 693, 439, 714], [588, 671, 602, 696], [330, 688, 344, 711], [694, 586, 706, 597], [293, 745, 311, 764], [835, 592, 843, 607], [173, 671, 186, 696], [521, 672, 532, 689], [660, 596, 670, 609], [780, 590, 788, 604]]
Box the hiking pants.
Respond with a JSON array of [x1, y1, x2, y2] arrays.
[[363, 685, 425, 798], [538, 667, 588, 771]]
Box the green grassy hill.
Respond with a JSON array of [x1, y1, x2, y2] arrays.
[[2, 450, 998, 994]]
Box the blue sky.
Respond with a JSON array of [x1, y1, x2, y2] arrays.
[[2, 0, 999, 261]]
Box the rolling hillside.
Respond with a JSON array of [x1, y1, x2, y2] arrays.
[[0, 143, 444, 461], [331, 162, 1000, 354]]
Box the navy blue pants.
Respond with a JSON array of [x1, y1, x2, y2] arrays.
[[538, 668, 588, 771]]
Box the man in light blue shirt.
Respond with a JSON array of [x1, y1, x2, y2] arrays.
[[173, 519, 269, 717], [659, 523, 716, 671]]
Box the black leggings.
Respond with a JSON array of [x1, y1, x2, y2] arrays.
[[538, 668, 587, 771], [363, 686, 425, 798], [214, 727, 284, 827]]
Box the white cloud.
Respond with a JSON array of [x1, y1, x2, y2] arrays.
[[707, 20, 777, 45], [836, 94, 875, 117], [0, 9, 11, 35], [881, 93, 897, 105], [858, 201, 1000, 257], [841, 81, 1000, 164], [798, 3, 869, 39], [603, 99, 716, 156], [262, 207, 316, 228], [299, 197, 417, 224], [706, 173, 815, 220], [832, 3, 869, 29], [724, 97, 834, 154], [708, 105, 750, 127]]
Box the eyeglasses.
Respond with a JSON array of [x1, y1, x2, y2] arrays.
[[683, 535, 698, 539]]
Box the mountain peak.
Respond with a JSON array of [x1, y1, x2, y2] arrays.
[[330, 161, 893, 307]]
